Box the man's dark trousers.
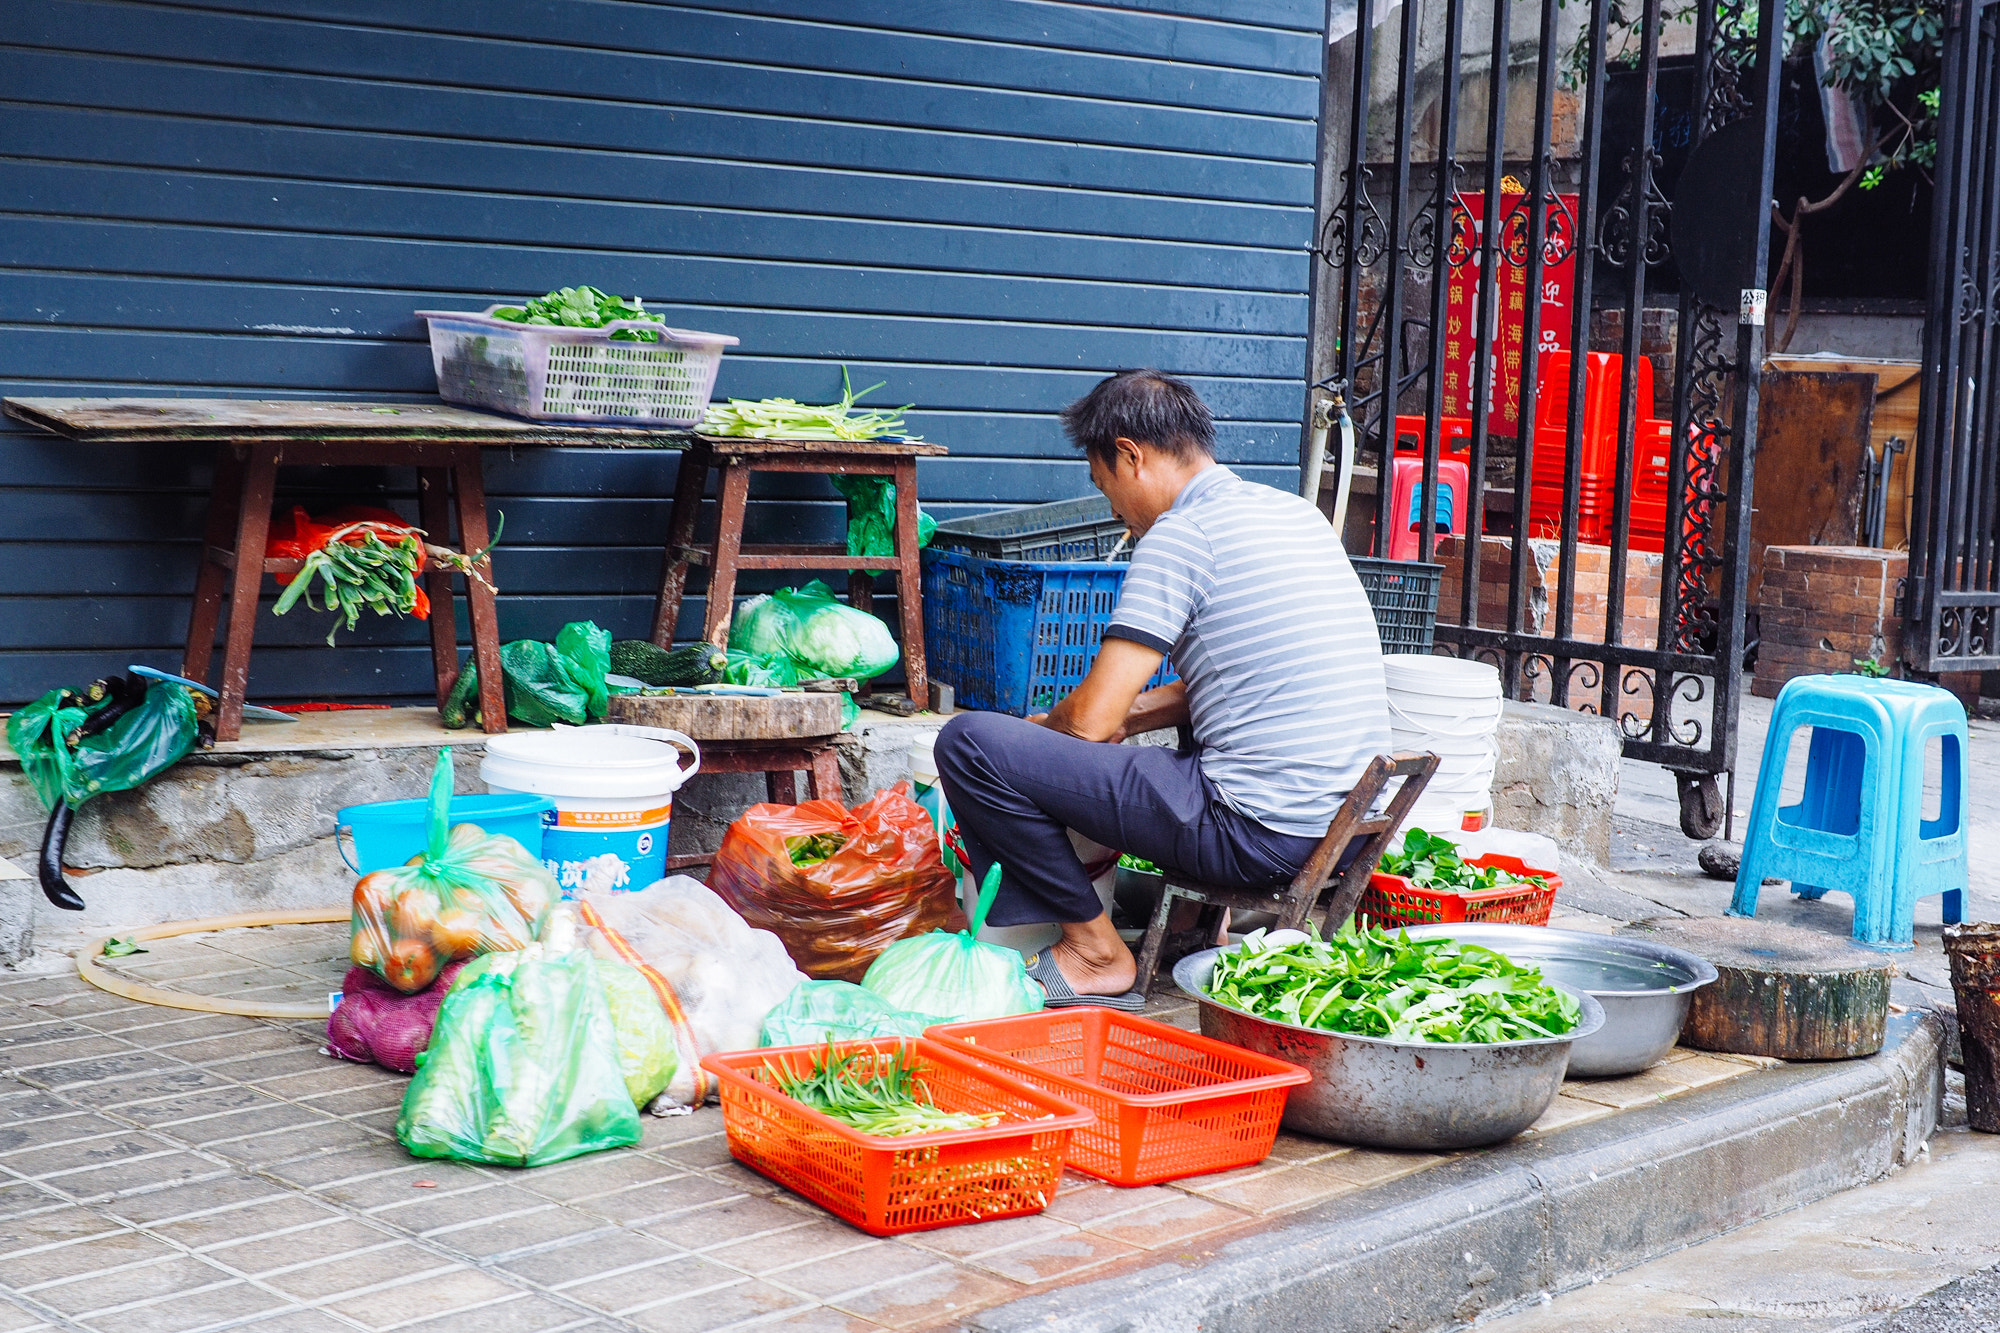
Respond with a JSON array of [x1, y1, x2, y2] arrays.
[[933, 711, 1322, 927]]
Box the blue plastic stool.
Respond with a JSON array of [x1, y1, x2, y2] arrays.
[[1730, 675, 1967, 951]]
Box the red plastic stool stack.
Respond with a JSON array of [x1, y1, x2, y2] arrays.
[[1525, 351, 1675, 551], [1384, 456, 1472, 561]]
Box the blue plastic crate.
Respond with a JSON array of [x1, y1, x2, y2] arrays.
[[921, 548, 1175, 716]]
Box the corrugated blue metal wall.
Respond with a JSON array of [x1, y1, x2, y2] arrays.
[[0, 0, 1323, 703]]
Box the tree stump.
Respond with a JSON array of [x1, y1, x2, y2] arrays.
[[1617, 916, 1896, 1059], [1944, 923, 2000, 1132]]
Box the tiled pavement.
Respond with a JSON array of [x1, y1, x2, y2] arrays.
[[0, 925, 1781, 1333]]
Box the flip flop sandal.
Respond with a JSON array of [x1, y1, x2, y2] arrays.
[[1023, 950, 1147, 1012]]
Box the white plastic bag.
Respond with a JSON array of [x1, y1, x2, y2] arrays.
[[577, 875, 806, 1106]]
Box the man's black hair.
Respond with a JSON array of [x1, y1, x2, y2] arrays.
[[1060, 369, 1216, 466]]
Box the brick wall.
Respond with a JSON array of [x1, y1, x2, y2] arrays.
[[1754, 545, 1907, 698], [1434, 535, 1663, 721]]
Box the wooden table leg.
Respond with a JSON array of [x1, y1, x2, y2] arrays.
[[182, 445, 245, 687], [416, 466, 458, 711], [652, 441, 711, 646], [807, 746, 843, 803], [450, 447, 507, 734], [847, 571, 875, 699], [213, 445, 280, 742], [892, 458, 929, 708], [701, 462, 751, 650]]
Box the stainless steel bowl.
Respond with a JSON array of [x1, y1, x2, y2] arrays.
[[1173, 947, 1606, 1150], [1401, 923, 1718, 1078]]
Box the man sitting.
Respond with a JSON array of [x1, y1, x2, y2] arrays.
[[934, 369, 1392, 1007]]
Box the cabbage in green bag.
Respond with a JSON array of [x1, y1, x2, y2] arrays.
[[760, 979, 936, 1047], [861, 865, 1043, 1023], [730, 580, 899, 681], [396, 942, 640, 1167], [599, 959, 678, 1107]]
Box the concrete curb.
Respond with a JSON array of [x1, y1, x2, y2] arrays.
[[966, 1011, 1945, 1333]]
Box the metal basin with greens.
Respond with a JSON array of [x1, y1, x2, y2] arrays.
[[1173, 938, 1604, 1149], [1401, 923, 1717, 1077]]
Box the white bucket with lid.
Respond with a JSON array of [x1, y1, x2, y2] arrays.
[[1382, 655, 1504, 831], [481, 725, 701, 897]]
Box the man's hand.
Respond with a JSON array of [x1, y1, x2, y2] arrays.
[[1108, 679, 1189, 743], [1039, 637, 1172, 743]]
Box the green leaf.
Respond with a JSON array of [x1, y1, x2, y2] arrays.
[[100, 937, 147, 958]]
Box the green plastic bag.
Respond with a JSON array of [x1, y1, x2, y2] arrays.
[[504, 621, 611, 727], [447, 621, 612, 728], [760, 979, 936, 1046], [397, 943, 641, 1167], [730, 580, 899, 681], [8, 680, 198, 812], [861, 865, 1044, 1023], [599, 958, 678, 1107], [723, 649, 800, 689], [829, 475, 936, 558]]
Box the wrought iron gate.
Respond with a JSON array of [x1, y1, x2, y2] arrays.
[[1316, 0, 1787, 835], [1907, 0, 2000, 670]]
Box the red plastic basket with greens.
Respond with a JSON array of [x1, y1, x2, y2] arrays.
[[700, 1038, 1092, 1236], [1357, 828, 1562, 928]]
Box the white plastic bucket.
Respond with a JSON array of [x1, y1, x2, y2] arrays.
[[480, 725, 701, 897], [1382, 655, 1503, 831]]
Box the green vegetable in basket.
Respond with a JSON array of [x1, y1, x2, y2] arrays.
[[492, 286, 667, 343], [766, 1039, 998, 1137], [1116, 854, 1161, 874], [1204, 925, 1580, 1043], [1377, 828, 1548, 892]]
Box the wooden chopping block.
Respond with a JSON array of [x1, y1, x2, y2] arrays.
[[606, 692, 844, 741], [1617, 916, 1896, 1060]]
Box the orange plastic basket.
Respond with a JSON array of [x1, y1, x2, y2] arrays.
[[699, 1038, 1093, 1236], [925, 1010, 1311, 1187], [1356, 853, 1562, 928]]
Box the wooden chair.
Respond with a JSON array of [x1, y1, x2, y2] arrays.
[[1131, 752, 1440, 997]]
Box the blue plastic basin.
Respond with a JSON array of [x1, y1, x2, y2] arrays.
[[336, 793, 555, 875]]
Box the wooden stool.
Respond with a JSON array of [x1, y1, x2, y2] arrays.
[[650, 435, 947, 708], [1132, 752, 1439, 997], [606, 692, 847, 871]]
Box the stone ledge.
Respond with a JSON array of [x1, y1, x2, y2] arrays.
[[967, 1010, 1944, 1333]]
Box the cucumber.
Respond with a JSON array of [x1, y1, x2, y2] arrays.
[[441, 659, 480, 729], [608, 640, 728, 687]]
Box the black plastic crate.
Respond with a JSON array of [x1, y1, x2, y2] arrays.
[[1351, 557, 1442, 654], [928, 495, 1131, 562]]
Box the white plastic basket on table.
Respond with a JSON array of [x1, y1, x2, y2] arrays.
[[416, 306, 738, 425]]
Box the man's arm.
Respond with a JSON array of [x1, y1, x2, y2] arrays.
[[1037, 637, 1174, 743]]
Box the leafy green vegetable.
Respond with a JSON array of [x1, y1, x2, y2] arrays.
[[1377, 828, 1548, 893], [767, 1040, 999, 1136], [702, 367, 920, 441], [1205, 926, 1581, 1043], [100, 937, 146, 958], [1116, 854, 1161, 874], [492, 286, 666, 342], [786, 833, 848, 868]]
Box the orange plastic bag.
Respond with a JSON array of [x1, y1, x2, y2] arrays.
[[706, 783, 956, 982]]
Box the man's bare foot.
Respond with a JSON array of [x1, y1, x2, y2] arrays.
[[1048, 913, 1138, 995]]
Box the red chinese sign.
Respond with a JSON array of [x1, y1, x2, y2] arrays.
[[1442, 190, 1578, 435]]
